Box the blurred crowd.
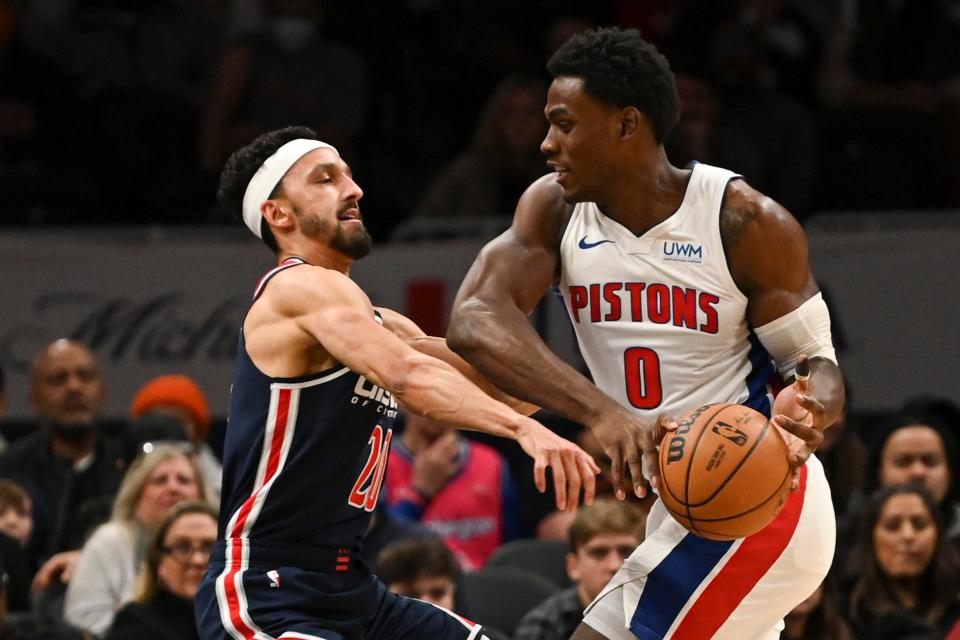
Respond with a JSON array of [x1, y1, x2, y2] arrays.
[[0, 0, 959, 241], [0, 337, 958, 639]]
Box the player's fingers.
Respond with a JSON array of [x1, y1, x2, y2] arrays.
[[797, 394, 825, 419], [773, 414, 821, 448], [795, 355, 810, 394], [790, 466, 802, 491], [579, 454, 598, 506], [608, 445, 627, 501], [551, 449, 569, 511], [562, 449, 582, 511], [627, 441, 648, 499], [533, 452, 547, 494]]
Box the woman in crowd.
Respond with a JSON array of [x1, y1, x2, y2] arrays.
[[780, 572, 852, 639], [63, 445, 206, 636], [105, 501, 217, 640], [844, 484, 960, 638]]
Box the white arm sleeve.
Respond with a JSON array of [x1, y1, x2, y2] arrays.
[[754, 292, 837, 379]]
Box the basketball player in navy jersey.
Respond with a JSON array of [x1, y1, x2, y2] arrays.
[[193, 126, 600, 640], [448, 28, 844, 640]]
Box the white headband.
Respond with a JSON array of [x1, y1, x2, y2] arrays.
[[241, 138, 337, 238]]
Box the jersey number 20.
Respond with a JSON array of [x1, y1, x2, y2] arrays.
[[624, 347, 663, 409], [348, 425, 392, 512]]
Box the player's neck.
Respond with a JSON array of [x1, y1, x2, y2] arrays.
[[278, 243, 351, 275], [598, 149, 689, 236]]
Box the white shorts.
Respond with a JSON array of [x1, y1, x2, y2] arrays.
[[583, 455, 835, 640]]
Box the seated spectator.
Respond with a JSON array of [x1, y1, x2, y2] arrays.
[[0, 340, 124, 567], [375, 537, 460, 612], [514, 499, 644, 640], [64, 445, 207, 637], [105, 501, 218, 640], [843, 484, 960, 639], [130, 375, 222, 501], [867, 405, 959, 538], [781, 572, 852, 640], [0, 481, 31, 549], [383, 411, 521, 570], [413, 74, 548, 222]]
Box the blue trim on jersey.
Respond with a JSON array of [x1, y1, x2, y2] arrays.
[[743, 330, 775, 418], [630, 534, 735, 638]]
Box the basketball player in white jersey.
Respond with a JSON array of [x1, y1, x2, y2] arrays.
[[448, 28, 844, 640]]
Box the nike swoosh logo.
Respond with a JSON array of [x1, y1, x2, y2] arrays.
[[578, 235, 615, 249]]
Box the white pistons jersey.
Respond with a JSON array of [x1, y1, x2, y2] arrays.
[[558, 162, 776, 421]]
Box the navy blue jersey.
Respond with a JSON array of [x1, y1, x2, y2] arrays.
[[218, 258, 399, 556]]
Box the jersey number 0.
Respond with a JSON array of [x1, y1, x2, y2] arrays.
[[624, 347, 663, 409], [348, 424, 392, 512]]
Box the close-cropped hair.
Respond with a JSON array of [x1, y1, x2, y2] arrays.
[[217, 125, 318, 253], [375, 536, 460, 584], [547, 27, 680, 143], [849, 484, 960, 627], [568, 498, 644, 553], [112, 443, 207, 524]]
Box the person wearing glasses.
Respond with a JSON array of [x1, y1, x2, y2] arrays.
[[106, 501, 218, 640]]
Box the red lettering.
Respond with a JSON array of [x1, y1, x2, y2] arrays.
[[589, 284, 601, 323], [625, 282, 646, 321], [699, 293, 720, 333], [647, 283, 671, 324], [603, 283, 623, 321], [569, 286, 588, 323], [673, 287, 698, 329]]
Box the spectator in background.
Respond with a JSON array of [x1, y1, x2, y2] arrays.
[[105, 501, 217, 640], [414, 74, 548, 222], [383, 411, 521, 570], [200, 0, 367, 176], [866, 404, 960, 539], [843, 484, 960, 639], [375, 537, 460, 612], [780, 572, 852, 640], [0, 481, 31, 549], [64, 445, 206, 637], [130, 375, 222, 501], [514, 499, 644, 640], [0, 340, 124, 574]]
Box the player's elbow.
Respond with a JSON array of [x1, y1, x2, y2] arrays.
[[447, 299, 493, 360]]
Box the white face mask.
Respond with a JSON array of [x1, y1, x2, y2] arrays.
[[271, 17, 316, 52]]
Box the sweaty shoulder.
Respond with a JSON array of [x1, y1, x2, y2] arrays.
[[720, 179, 811, 296], [256, 265, 371, 320]]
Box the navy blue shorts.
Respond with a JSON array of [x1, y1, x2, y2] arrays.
[[195, 561, 486, 640]]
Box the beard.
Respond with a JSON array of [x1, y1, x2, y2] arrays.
[[333, 223, 372, 259], [298, 204, 373, 259]]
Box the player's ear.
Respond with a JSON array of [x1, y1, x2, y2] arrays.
[[619, 107, 642, 139], [261, 200, 295, 232]]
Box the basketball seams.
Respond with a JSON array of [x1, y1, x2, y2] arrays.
[[685, 411, 775, 508], [688, 466, 791, 523], [683, 404, 729, 536]]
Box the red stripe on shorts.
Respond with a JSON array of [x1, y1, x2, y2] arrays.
[[671, 464, 808, 639]]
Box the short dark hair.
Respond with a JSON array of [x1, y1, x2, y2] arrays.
[[217, 126, 318, 253], [547, 27, 680, 143], [375, 536, 460, 585]]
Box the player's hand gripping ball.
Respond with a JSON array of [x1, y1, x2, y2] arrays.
[[658, 403, 792, 540]]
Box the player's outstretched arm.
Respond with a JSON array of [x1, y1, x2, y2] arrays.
[[375, 306, 539, 417], [269, 266, 599, 509], [448, 177, 655, 499]]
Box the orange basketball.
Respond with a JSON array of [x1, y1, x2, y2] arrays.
[[658, 403, 792, 541]]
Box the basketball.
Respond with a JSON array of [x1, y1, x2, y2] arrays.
[[658, 403, 792, 541]]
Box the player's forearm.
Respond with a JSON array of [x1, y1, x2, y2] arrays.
[[809, 357, 845, 428], [390, 353, 527, 440], [448, 300, 619, 426]]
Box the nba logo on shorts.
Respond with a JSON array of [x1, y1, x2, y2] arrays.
[[267, 569, 281, 588]]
